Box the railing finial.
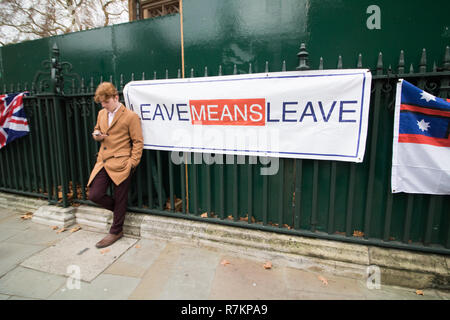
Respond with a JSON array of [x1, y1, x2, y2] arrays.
[[376, 52, 384, 75], [398, 50, 405, 74], [296, 43, 309, 70], [357, 54, 363, 68], [419, 48, 427, 73], [443, 46, 450, 71]]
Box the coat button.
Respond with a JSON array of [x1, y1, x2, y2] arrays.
[[103, 160, 106, 163], [103, 147, 107, 150]]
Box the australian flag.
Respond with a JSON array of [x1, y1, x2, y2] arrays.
[[392, 80, 450, 194], [0, 92, 30, 149]]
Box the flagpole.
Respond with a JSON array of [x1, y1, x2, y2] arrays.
[[179, 0, 189, 213]]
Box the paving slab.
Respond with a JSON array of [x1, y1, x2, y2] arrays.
[[7, 295, 42, 300], [0, 227, 23, 242], [283, 267, 365, 299], [48, 274, 141, 300], [0, 266, 66, 299], [5, 223, 72, 246], [104, 239, 166, 278], [104, 238, 167, 278], [0, 214, 34, 231], [0, 242, 46, 277], [361, 283, 443, 300], [0, 294, 10, 300], [0, 209, 16, 221], [128, 242, 181, 300], [20, 230, 138, 282], [435, 290, 450, 300], [208, 256, 289, 300], [158, 245, 221, 300]]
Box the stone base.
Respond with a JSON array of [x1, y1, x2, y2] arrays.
[[74, 205, 112, 232], [123, 212, 144, 237], [0, 192, 47, 215], [32, 206, 76, 228], [369, 246, 450, 289], [74, 205, 143, 236]]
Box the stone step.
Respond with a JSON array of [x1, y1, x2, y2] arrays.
[[31, 205, 76, 228]]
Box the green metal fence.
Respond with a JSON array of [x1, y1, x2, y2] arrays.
[[0, 43, 449, 255]]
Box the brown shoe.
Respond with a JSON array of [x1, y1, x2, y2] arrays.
[[95, 231, 123, 249]]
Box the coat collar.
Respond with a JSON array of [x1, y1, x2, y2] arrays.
[[106, 104, 125, 132]]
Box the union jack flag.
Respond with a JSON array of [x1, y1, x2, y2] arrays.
[[0, 92, 30, 149]]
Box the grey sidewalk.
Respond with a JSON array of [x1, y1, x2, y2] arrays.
[[0, 207, 448, 300]]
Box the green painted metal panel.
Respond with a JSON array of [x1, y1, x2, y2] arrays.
[[306, 0, 450, 70], [183, 0, 309, 74], [0, 14, 181, 87], [0, 38, 51, 88], [110, 16, 182, 80], [182, 0, 450, 72]]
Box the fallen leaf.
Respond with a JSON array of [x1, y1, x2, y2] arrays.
[[100, 248, 110, 254], [51, 226, 58, 230], [263, 261, 272, 269], [165, 197, 183, 211], [318, 275, 328, 286], [227, 215, 234, 220], [200, 212, 208, 218], [335, 231, 346, 236], [220, 260, 230, 266], [135, 244, 141, 249], [69, 226, 81, 233], [353, 230, 364, 237], [175, 198, 183, 212], [56, 227, 66, 234], [20, 212, 33, 220], [416, 290, 424, 296]]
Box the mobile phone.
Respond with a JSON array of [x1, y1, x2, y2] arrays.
[[93, 132, 101, 136]]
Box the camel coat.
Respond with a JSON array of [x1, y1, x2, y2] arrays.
[[87, 104, 143, 186]]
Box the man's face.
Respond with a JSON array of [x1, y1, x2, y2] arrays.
[[101, 96, 119, 112]]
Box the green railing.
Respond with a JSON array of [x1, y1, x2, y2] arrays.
[[1, 44, 449, 255]]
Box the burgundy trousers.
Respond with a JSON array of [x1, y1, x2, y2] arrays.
[[88, 168, 132, 235]]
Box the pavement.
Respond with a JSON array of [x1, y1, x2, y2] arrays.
[[0, 207, 449, 301]]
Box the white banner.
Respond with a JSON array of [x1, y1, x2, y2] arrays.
[[124, 69, 372, 162]]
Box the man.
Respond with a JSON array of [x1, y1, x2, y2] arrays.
[[87, 82, 143, 248]]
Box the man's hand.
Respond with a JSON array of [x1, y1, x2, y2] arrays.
[[92, 130, 108, 141]]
